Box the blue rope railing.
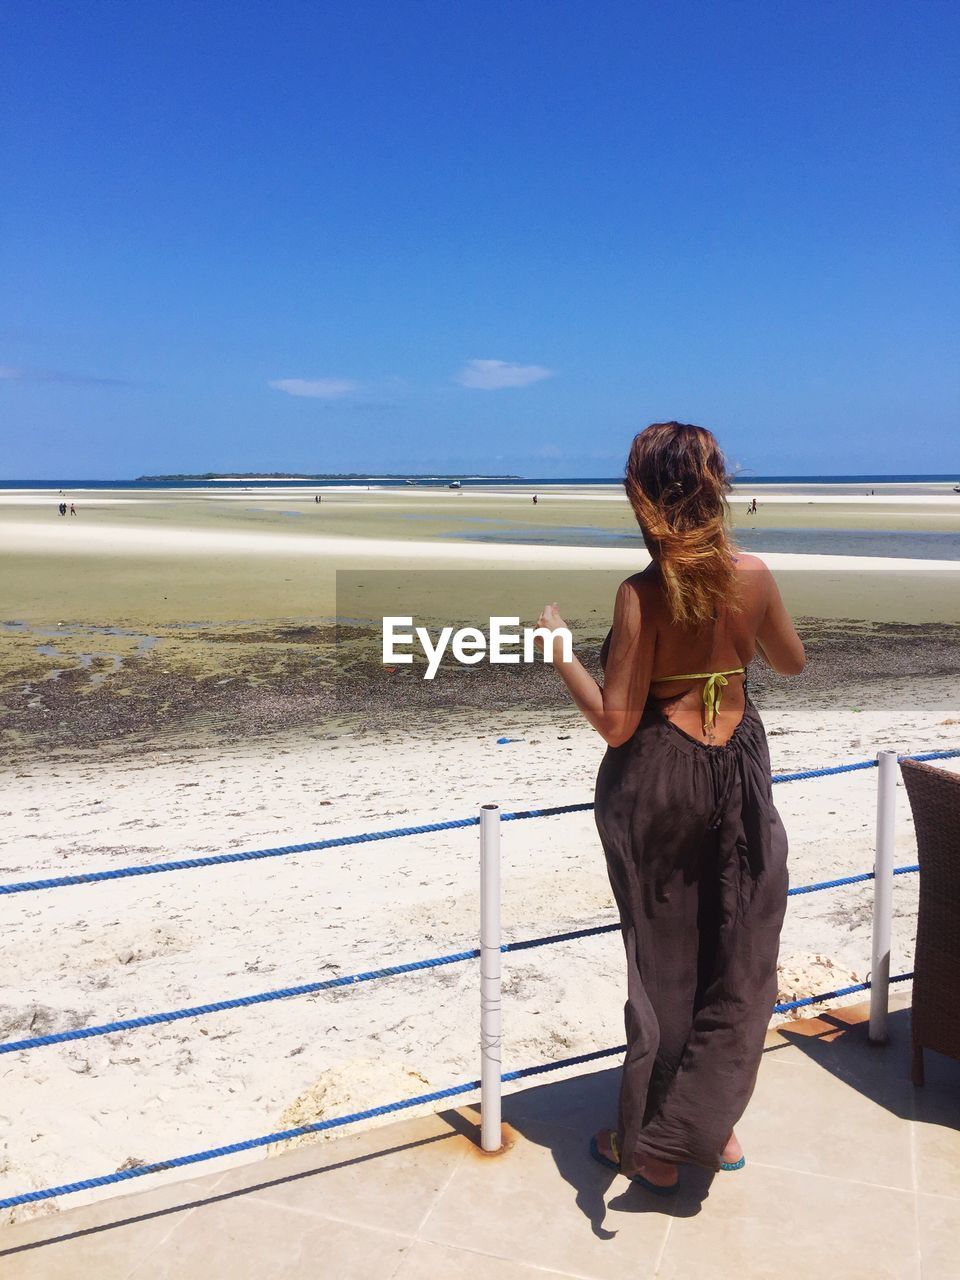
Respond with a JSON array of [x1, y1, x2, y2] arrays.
[[771, 747, 959, 784], [0, 967, 914, 1211], [785, 861, 919, 896], [0, 1044, 626, 1209], [1, 748, 955, 899], [773, 970, 913, 1014], [0, 817, 484, 897], [0, 860, 922, 1056], [0, 949, 477, 1055]]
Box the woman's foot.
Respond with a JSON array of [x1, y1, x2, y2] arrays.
[[594, 1127, 619, 1166], [623, 1149, 679, 1189], [593, 1129, 679, 1189], [720, 1129, 744, 1168]]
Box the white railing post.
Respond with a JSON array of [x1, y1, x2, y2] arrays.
[[479, 803, 502, 1151], [869, 749, 898, 1044]]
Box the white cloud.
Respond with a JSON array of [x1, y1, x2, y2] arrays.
[[455, 359, 555, 390], [269, 378, 358, 399]]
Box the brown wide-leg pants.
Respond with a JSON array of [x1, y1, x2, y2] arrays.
[[594, 691, 789, 1172]]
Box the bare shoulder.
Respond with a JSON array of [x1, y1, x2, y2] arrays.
[[614, 574, 641, 609], [622, 565, 663, 595], [612, 571, 668, 645], [733, 552, 774, 598], [616, 570, 659, 611], [733, 551, 770, 574]]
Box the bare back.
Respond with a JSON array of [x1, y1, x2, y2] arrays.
[[602, 554, 805, 747]]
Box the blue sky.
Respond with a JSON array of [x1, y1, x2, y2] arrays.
[[2, 1, 957, 478]]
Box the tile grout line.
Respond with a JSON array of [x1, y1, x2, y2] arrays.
[[652, 1214, 673, 1277], [908, 1099, 922, 1275], [384, 1235, 416, 1280], [412, 1145, 468, 1238], [244, 1189, 420, 1241], [119, 1168, 246, 1279], [407, 1139, 621, 1280], [400, 1233, 626, 1280], [121, 1197, 204, 1280], [914, 1187, 960, 1205], [744, 1158, 919, 1196]]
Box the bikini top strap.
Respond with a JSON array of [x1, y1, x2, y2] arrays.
[[655, 667, 746, 681], [654, 668, 746, 727]]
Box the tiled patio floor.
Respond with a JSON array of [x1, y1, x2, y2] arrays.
[[1, 994, 957, 1279]]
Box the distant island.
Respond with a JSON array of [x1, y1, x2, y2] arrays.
[[135, 472, 522, 482]]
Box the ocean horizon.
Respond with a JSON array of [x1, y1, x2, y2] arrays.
[[2, 472, 959, 492]]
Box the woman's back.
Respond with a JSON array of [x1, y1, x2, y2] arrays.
[[606, 553, 804, 747]]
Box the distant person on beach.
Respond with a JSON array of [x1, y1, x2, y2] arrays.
[[750, 497, 758, 513], [532, 494, 538, 505], [69, 502, 76, 515], [537, 421, 804, 1193], [58, 501, 66, 516]]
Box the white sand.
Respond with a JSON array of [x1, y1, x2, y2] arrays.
[[2, 518, 958, 572], [1, 682, 958, 1223]]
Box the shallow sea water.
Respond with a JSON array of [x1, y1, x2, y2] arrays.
[[443, 525, 960, 559]]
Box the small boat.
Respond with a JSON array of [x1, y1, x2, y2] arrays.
[[448, 480, 462, 489]]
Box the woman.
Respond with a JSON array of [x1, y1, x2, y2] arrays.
[[538, 421, 804, 1195]]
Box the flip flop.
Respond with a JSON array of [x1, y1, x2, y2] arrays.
[[720, 1155, 746, 1171], [589, 1131, 679, 1197], [588, 1132, 620, 1173]]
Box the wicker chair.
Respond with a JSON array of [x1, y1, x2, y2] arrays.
[[899, 758, 960, 1085]]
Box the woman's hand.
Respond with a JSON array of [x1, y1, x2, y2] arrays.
[[535, 602, 568, 650]]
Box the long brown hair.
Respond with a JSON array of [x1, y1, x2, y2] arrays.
[[624, 421, 740, 626]]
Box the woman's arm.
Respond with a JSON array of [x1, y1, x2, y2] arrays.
[[538, 579, 653, 747], [755, 565, 806, 675]]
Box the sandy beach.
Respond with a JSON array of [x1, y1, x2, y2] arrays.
[[1, 479, 958, 1223]]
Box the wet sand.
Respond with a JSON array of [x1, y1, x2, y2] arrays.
[[2, 615, 960, 759], [0, 481, 958, 760], [1, 480, 958, 629]]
